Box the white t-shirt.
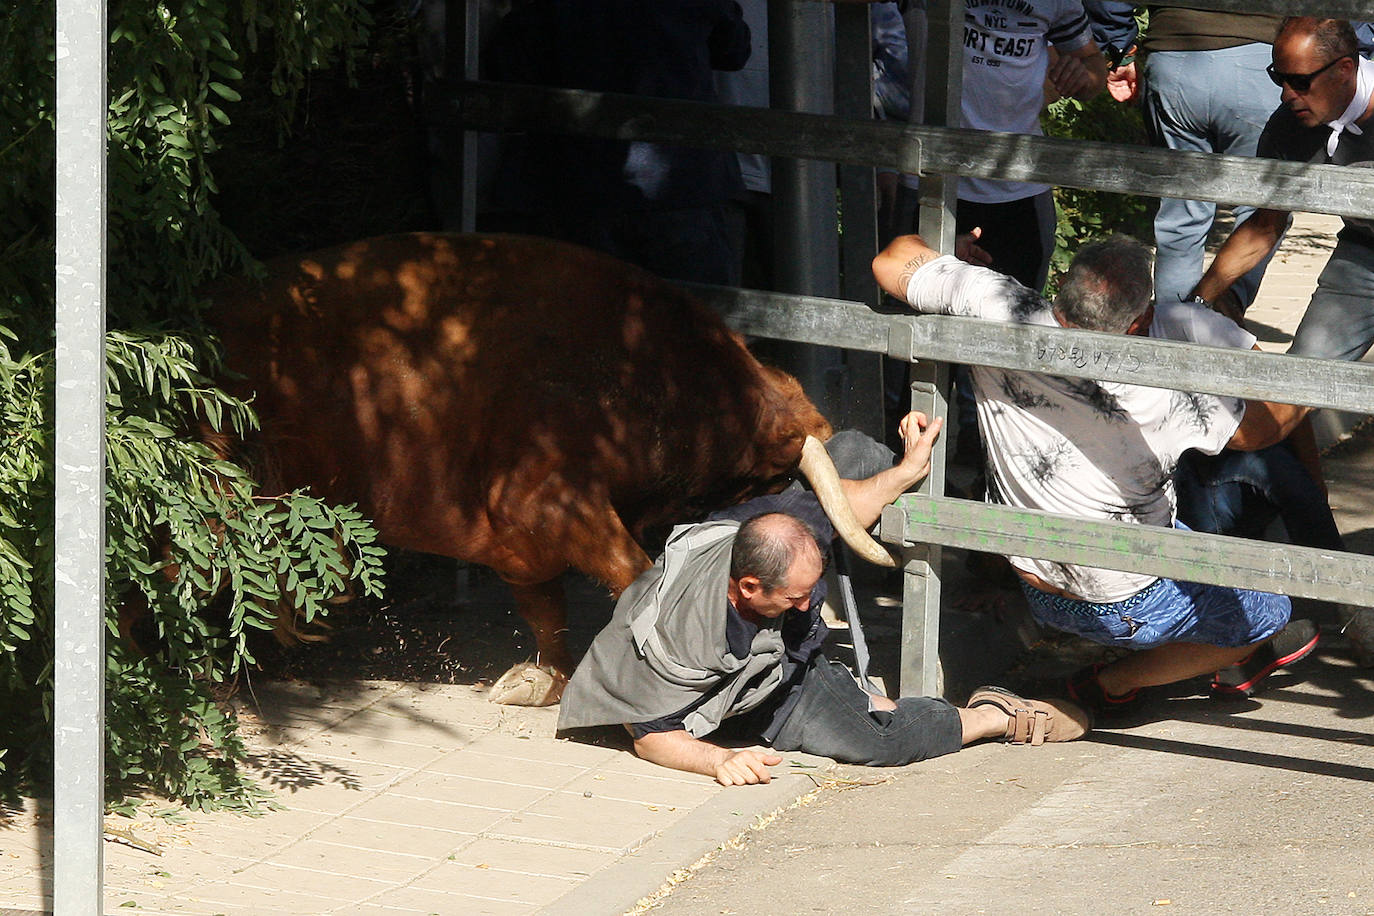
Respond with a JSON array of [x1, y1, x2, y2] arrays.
[[906, 256, 1246, 601], [1150, 299, 1257, 349], [959, 0, 1095, 204]]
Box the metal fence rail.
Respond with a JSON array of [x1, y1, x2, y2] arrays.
[[451, 67, 1374, 697], [452, 80, 1374, 219], [882, 498, 1374, 608], [688, 286, 1374, 415]]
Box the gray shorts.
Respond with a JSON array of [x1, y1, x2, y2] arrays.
[[1289, 236, 1374, 362]]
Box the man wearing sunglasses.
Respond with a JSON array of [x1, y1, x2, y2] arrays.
[[1192, 18, 1374, 366]]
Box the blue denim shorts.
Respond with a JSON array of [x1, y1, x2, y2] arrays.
[[1021, 575, 1291, 650]]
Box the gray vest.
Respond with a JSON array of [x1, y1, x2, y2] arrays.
[[557, 521, 786, 736]]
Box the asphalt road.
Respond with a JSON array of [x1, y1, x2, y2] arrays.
[[639, 651, 1374, 916]]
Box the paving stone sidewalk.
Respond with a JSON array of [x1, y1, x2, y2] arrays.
[[1, 678, 838, 915]]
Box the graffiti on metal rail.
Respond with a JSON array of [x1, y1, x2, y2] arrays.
[[1033, 339, 1142, 375]]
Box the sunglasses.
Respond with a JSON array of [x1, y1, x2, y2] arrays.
[[1266, 54, 1353, 92]]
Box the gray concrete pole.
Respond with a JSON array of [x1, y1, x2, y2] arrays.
[[54, 0, 108, 910]]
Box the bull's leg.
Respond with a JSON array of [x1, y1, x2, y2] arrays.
[[485, 493, 651, 706], [511, 578, 576, 675], [489, 579, 574, 706]]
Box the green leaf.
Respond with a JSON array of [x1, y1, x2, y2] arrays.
[[207, 82, 241, 103]]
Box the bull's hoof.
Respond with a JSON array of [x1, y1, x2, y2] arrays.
[[489, 662, 568, 706]]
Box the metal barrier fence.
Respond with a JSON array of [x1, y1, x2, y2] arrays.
[[445, 3, 1374, 699]]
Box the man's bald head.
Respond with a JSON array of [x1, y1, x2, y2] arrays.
[[731, 513, 823, 591], [1276, 17, 1358, 61]]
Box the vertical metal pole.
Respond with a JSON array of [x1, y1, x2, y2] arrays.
[[899, 0, 963, 698], [767, 0, 846, 422], [54, 0, 107, 909], [459, 0, 481, 232], [443, 0, 482, 232], [833, 2, 884, 440], [834, 4, 878, 298], [900, 365, 948, 698]]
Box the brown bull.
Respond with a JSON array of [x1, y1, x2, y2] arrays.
[[206, 233, 866, 704]]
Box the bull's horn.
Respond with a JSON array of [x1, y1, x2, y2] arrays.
[[798, 435, 898, 568]]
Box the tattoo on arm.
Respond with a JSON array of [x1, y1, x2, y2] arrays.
[[896, 251, 938, 293]]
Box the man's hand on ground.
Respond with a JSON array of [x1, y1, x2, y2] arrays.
[[715, 749, 783, 786], [633, 728, 783, 786]]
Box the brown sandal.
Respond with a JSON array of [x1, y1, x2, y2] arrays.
[[968, 685, 1091, 745]]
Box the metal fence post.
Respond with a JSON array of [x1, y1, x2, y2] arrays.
[[766, 0, 847, 424], [834, 2, 885, 441], [54, 0, 108, 909], [900, 0, 963, 698]]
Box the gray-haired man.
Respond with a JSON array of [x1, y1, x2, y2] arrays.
[[874, 232, 1319, 714]]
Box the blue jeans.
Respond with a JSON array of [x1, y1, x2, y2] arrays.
[[1175, 445, 1345, 551], [1142, 45, 1281, 309], [1021, 556, 1290, 651], [1288, 236, 1374, 362]]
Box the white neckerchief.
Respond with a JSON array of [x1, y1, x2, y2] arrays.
[[1326, 55, 1374, 157]]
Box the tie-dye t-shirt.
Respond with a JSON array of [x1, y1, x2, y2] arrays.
[[906, 255, 1245, 601]]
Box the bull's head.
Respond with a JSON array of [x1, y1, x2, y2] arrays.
[[749, 366, 896, 567]]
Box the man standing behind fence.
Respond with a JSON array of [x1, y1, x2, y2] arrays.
[[484, 0, 751, 286], [1085, 4, 1284, 320], [873, 232, 1320, 716], [1193, 17, 1374, 363]]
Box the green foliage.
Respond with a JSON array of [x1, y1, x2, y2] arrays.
[[0, 0, 383, 808], [1041, 91, 1155, 293], [0, 342, 49, 701], [105, 0, 375, 318]]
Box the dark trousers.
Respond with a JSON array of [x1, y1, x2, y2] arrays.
[[769, 656, 964, 767], [1175, 445, 1344, 551]]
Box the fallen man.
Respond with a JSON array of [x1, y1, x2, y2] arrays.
[[557, 414, 1088, 786]]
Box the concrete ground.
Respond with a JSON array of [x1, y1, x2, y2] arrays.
[[1, 211, 1370, 916]]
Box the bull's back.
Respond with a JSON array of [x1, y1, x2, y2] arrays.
[[206, 233, 820, 557]]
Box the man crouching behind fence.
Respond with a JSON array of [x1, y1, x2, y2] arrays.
[[873, 232, 1321, 716]]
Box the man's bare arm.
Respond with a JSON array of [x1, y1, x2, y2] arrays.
[[873, 234, 941, 302], [1228, 398, 1310, 452], [631, 729, 782, 786], [1285, 413, 1327, 493], [839, 411, 944, 528], [1191, 207, 1288, 304], [1226, 343, 1326, 489]]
